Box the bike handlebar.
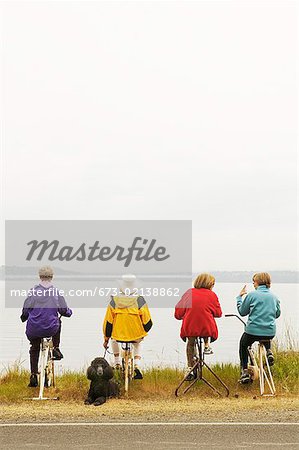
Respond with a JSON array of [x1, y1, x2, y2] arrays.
[[224, 314, 247, 327]]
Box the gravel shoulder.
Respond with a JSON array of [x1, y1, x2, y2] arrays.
[[1, 396, 298, 424]]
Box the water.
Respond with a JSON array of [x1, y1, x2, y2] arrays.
[[0, 281, 298, 373]]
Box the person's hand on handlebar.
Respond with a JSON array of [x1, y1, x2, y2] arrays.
[[103, 337, 110, 349], [239, 284, 247, 296]]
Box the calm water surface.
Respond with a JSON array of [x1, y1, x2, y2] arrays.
[[0, 281, 298, 373]]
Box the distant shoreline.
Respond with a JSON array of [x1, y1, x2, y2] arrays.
[[1, 267, 298, 283]]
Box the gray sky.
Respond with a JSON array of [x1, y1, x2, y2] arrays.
[[1, 1, 297, 270]]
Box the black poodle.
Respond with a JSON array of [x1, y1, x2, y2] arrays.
[[84, 357, 119, 406]]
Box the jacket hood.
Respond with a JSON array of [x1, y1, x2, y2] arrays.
[[31, 284, 56, 303], [114, 296, 138, 309]]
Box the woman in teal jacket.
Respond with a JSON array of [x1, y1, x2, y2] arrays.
[[236, 272, 281, 384]]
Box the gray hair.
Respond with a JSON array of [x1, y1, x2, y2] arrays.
[[38, 266, 54, 279]]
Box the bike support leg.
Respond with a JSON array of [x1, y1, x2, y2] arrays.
[[175, 338, 230, 397], [259, 344, 276, 396], [36, 346, 49, 400]]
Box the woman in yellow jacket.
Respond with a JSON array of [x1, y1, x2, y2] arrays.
[[103, 275, 152, 379]]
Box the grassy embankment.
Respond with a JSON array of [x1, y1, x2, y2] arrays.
[[1, 348, 298, 404], [1, 344, 298, 423]]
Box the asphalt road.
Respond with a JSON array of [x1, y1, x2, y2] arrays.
[[0, 422, 298, 449]]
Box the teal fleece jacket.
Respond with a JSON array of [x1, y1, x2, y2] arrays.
[[236, 285, 281, 336]]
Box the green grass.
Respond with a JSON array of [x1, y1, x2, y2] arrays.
[[0, 349, 298, 403]]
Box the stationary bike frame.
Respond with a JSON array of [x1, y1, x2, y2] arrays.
[[225, 314, 276, 396], [175, 337, 229, 397], [120, 342, 134, 395], [32, 337, 58, 401]]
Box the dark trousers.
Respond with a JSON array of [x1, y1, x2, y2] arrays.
[[239, 332, 274, 370], [27, 324, 61, 374]]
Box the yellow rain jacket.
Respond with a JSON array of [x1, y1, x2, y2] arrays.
[[103, 295, 153, 342]]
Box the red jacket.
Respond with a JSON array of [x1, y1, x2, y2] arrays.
[[174, 288, 222, 341]]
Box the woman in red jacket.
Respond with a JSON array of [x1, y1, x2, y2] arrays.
[[175, 273, 222, 378]]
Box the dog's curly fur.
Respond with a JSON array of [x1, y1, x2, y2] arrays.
[[84, 357, 119, 406]]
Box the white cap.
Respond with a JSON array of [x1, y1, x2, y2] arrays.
[[118, 274, 140, 293]]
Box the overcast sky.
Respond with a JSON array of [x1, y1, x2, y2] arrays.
[[1, 1, 297, 270]]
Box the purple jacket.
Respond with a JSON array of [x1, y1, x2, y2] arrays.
[[21, 284, 72, 338]]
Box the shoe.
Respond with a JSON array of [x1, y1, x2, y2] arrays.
[[185, 367, 196, 381], [239, 370, 252, 384], [133, 368, 143, 380], [204, 346, 213, 355], [52, 348, 64, 360], [28, 373, 38, 388], [267, 350, 274, 366]]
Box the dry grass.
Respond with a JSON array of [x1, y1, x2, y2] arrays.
[[0, 350, 298, 402]]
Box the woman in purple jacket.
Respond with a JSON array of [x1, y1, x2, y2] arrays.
[[21, 266, 72, 387]]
